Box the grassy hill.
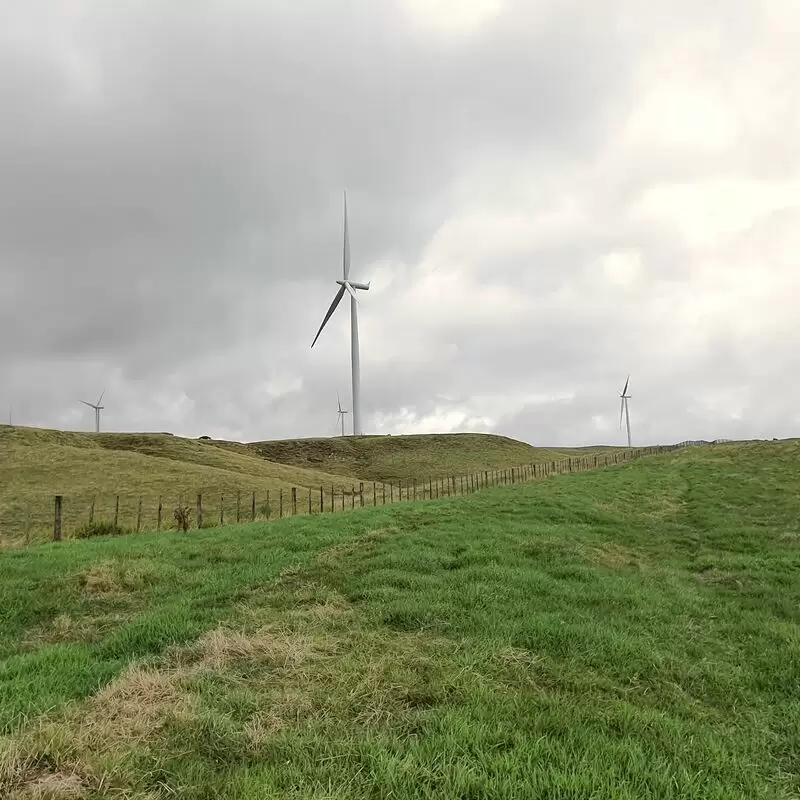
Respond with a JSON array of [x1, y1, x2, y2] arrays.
[[0, 440, 798, 797], [0, 427, 622, 546], [0, 427, 369, 546], [239, 432, 581, 483]]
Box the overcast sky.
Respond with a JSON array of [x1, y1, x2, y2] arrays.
[[1, 0, 798, 447]]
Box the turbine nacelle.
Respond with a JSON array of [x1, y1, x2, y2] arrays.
[[336, 279, 371, 292]]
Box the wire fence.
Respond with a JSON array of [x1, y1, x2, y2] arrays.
[[15, 443, 689, 544]]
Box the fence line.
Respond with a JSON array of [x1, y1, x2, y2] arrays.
[[26, 443, 687, 542]]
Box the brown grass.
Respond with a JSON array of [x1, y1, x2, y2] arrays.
[[76, 562, 145, 595], [584, 542, 646, 570], [11, 770, 88, 800]]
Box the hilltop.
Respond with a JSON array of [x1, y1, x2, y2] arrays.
[[236, 432, 579, 483], [0, 439, 797, 797]]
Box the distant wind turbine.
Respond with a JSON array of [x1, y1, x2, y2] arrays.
[[336, 392, 349, 437], [619, 376, 632, 448], [311, 190, 370, 436], [81, 390, 105, 433]]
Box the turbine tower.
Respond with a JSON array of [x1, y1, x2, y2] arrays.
[[311, 191, 370, 436], [81, 390, 105, 433], [619, 376, 632, 448], [336, 392, 349, 437]]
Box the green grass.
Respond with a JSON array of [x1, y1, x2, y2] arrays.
[[1, 440, 799, 797], [240, 431, 587, 483]]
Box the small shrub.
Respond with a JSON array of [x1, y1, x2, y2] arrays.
[[74, 521, 126, 539], [258, 502, 272, 519], [174, 504, 192, 532]]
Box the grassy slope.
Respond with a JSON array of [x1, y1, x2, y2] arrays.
[[1, 440, 799, 797], [0, 427, 369, 546], [241, 432, 582, 483], [0, 427, 619, 546]]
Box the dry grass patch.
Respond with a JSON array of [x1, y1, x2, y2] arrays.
[[695, 568, 745, 591], [584, 542, 646, 570], [11, 770, 88, 800], [495, 646, 541, 669], [76, 562, 146, 595], [192, 626, 329, 671], [317, 526, 403, 564], [21, 615, 103, 649], [84, 665, 192, 744]]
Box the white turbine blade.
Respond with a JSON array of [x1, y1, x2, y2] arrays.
[[311, 284, 347, 348], [343, 281, 358, 303], [337, 391, 343, 412], [97, 389, 105, 406], [619, 398, 625, 429], [343, 190, 350, 280], [80, 400, 94, 409], [622, 375, 630, 396]]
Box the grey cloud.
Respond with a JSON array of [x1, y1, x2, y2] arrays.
[[1, 0, 798, 445]]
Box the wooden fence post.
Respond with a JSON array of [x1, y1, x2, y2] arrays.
[[24, 506, 31, 546], [197, 494, 203, 529], [114, 495, 120, 528], [484, 470, 488, 488], [360, 482, 364, 507], [252, 492, 256, 522], [331, 484, 334, 513], [136, 497, 142, 532], [341, 489, 345, 511], [266, 490, 270, 519], [291, 487, 297, 516], [157, 497, 163, 531], [373, 482, 377, 506], [89, 498, 95, 524], [54, 495, 62, 542], [220, 495, 225, 526], [308, 488, 312, 514], [321, 485, 325, 513], [382, 483, 386, 504], [351, 485, 355, 509], [390, 484, 394, 503], [279, 489, 284, 518]]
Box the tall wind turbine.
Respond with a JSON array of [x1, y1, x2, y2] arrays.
[[81, 390, 105, 433], [311, 191, 370, 436], [619, 376, 632, 448], [336, 392, 349, 437]]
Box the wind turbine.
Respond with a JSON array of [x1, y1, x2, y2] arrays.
[[311, 190, 370, 436], [619, 376, 632, 448], [81, 390, 105, 433], [336, 392, 349, 437]]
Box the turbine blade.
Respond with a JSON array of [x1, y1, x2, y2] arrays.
[[80, 400, 94, 408], [343, 281, 358, 303], [337, 391, 342, 412], [311, 284, 347, 348], [619, 398, 625, 429], [343, 190, 350, 280], [97, 389, 105, 406], [622, 375, 629, 396]]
